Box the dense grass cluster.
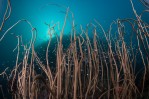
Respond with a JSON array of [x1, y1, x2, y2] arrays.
[[0, 0, 149, 99]]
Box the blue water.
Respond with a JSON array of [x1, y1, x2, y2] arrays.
[[0, 0, 149, 98], [0, 0, 147, 42], [0, 0, 148, 75]]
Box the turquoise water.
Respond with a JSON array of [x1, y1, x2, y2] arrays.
[[0, 0, 147, 66], [0, 0, 147, 42]]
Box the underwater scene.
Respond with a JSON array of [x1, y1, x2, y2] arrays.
[[0, 0, 149, 99]]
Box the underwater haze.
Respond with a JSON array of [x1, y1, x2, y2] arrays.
[[0, 0, 148, 68], [0, 0, 147, 41]]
